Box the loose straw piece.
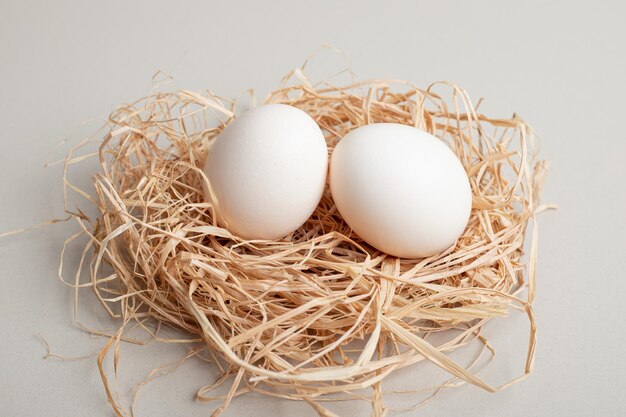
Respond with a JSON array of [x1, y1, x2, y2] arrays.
[[57, 66, 549, 417]]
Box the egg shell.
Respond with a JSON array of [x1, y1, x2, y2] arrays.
[[329, 123, 472, 258], [203, 104, 328, 240]]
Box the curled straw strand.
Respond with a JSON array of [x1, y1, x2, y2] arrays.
[[58, 68, 549, 416]]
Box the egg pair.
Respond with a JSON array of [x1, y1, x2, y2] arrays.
[[202, 104, 471, 258]]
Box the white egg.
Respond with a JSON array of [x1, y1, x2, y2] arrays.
[[203, 104, 328, 240], [329, 123, 472, 258]]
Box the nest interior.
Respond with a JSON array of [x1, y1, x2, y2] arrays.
[[60, 67, 548, 416]]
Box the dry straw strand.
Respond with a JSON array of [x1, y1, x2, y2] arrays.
[[56, 65, 549, 417]]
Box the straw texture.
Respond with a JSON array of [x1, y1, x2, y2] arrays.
[[58, 66, 549, 416]]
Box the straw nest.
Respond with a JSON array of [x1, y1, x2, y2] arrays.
[[58, 66, 549, 417]]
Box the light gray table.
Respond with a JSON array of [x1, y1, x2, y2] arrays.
[[1, 1, 625, 416]]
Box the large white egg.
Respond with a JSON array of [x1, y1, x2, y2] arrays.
[[203, 104, 328, 240], [329, 123, 472, 258]]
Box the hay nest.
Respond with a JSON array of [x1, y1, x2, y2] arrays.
[[60, 65, 549, 416]]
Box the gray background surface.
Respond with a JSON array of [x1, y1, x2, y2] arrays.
[[1, 1, 625, 416]]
